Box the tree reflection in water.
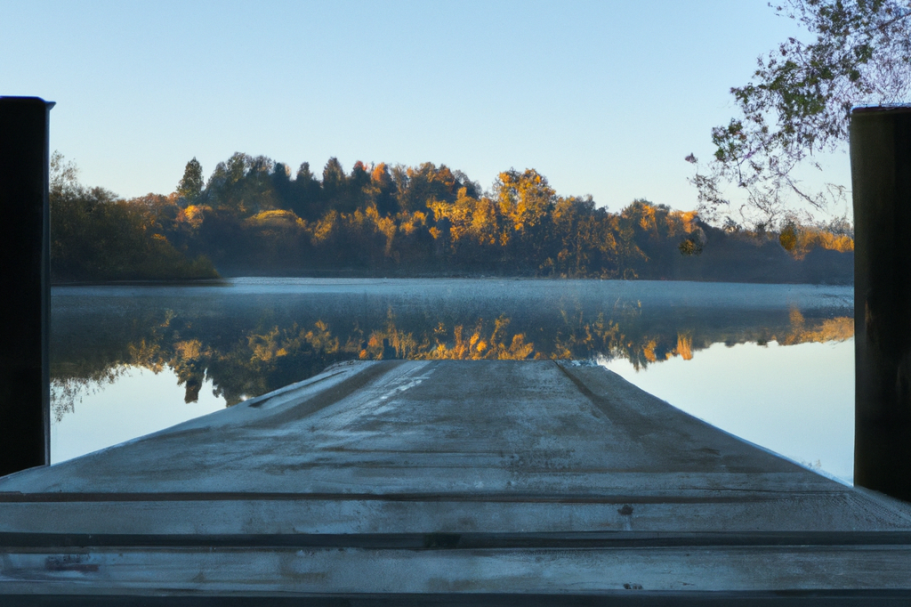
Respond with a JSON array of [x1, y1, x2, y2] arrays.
[[51, 282, 853, 420]]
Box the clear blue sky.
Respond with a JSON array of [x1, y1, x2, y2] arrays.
[[3, 1, 844, 217]]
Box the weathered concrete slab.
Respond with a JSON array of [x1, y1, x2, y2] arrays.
[[2, 360, 911, 602]]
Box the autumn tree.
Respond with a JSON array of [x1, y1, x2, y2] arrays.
[[50, 153, 217, 281], [493, 168, 558, 266], [394, 162, 464, 212], [496, 169, 556, 232], [427, 187, 504, 270], [367, 162, 398, 216]]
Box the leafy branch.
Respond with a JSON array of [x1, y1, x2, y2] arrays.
[[689, 0, 911, 227]]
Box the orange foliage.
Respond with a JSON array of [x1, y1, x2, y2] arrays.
[[675, 333, 694, 361], [780, 314, 853, 345], [642, 339, 658, 363], [781, 224, 854, 259]]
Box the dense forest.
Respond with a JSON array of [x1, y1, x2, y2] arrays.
[[50, 152, 855, 283]]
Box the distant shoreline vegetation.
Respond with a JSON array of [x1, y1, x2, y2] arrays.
[[49, 152, 854, 284]]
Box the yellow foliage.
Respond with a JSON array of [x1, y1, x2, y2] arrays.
[[497, 169, 555, 232], [180, 204, 209, 229], [498, 334, 535, 360], [174, 339, 203, 360], [244, 209, 302, 227], [245, 321, 340, 365], [429, 194, 501, 247], [303, 320, 339, 354], [780, 315, 853, 345], [675, 333, 693, 361], [311, 211, 338, 244], [359, 205, 397, 254], [665, 210, 699, 237], [639, 204, 657, 231], [399, 211, 427, 236], [128, 339, 165, 373], [248, 327, 282, 363], [782, 224, 854, 259]]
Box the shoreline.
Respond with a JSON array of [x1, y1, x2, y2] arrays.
[[50, 271, 855, 287]]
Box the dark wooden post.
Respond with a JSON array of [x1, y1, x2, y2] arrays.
[[0, 97, 54, 477], [851, 105, 911, 501]]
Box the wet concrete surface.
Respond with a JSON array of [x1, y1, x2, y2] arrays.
[[2, 361, 911, 602]]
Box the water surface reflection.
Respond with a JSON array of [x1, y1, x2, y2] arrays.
[[51, 278, 853, 473]]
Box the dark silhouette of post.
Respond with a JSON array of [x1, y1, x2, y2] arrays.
[[851, 105, 911, 501], [0, 97, 54, 477]]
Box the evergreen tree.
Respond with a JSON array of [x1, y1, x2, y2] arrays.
[[177, 157, 204, 205], [272, 162, 293, 210], [293, 162, 322, 220], [322, 157, 345, 200]]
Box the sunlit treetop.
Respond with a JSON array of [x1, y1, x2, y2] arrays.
[[177, 158, 204, 204], [689, 0, 911, 228]]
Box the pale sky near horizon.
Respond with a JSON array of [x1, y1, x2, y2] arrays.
[[1, 1, 851, 221]]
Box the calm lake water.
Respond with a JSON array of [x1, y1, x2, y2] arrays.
[[50, 277, 855, 482]]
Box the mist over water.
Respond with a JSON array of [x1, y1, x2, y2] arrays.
[[51, 278, 854, 480]]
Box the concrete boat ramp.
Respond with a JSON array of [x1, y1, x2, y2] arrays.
[[3, 361, 911, 604]]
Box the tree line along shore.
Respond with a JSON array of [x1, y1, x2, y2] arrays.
[[49, 152, 854, 284]]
